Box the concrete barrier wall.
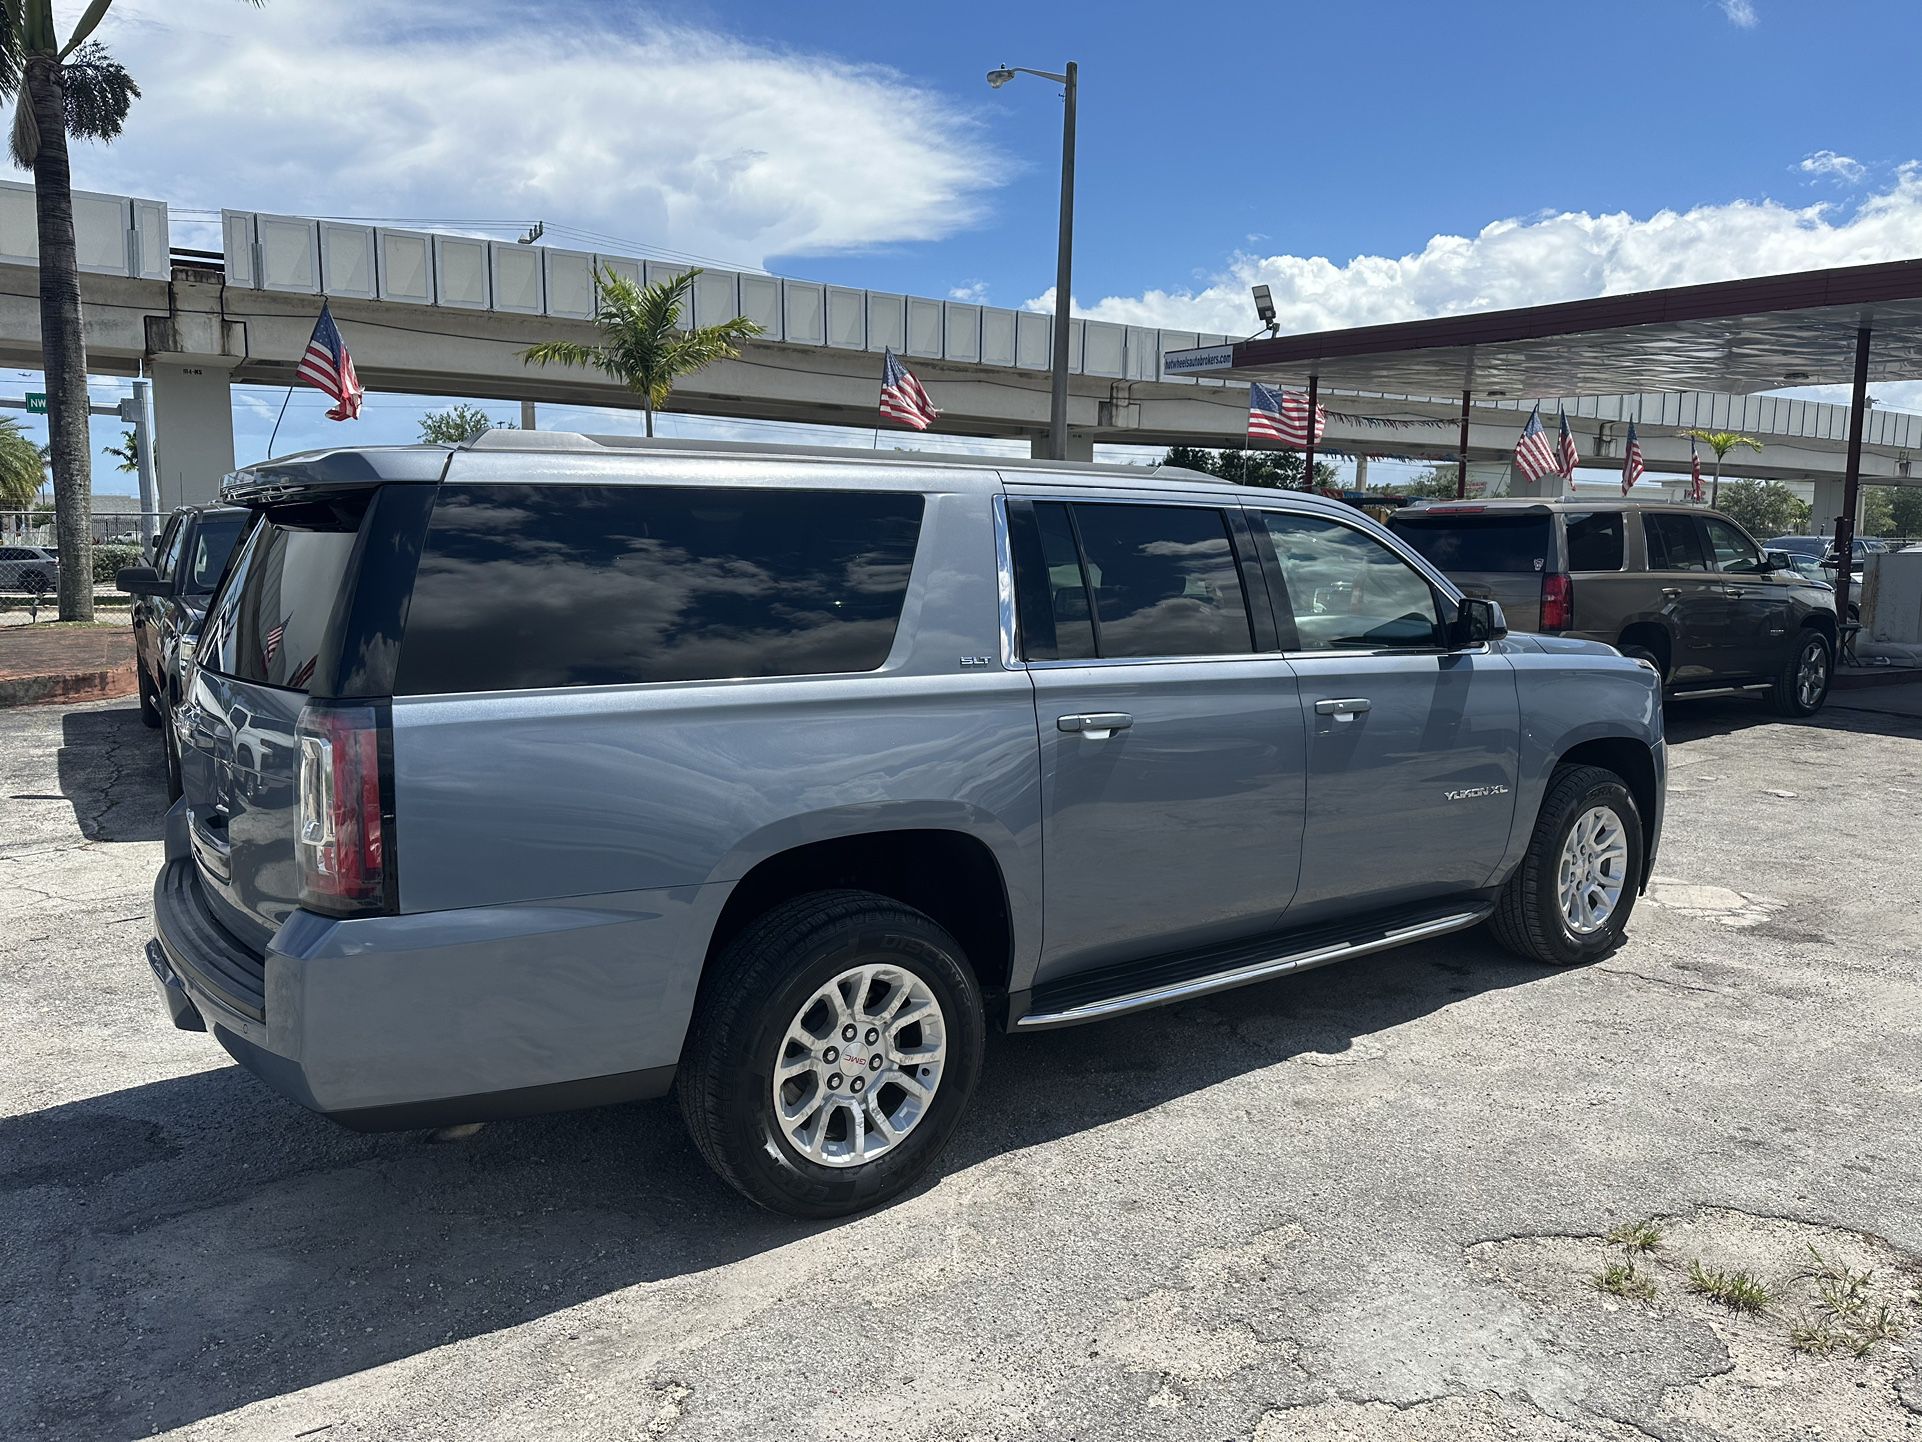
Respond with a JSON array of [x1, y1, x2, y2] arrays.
[[1863, 552, 1922, 645]]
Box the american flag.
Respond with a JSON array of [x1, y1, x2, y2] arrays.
[[1514, 404, 1556, 482], [1247, 382, 1326, 448], [1622, 420, 1645, 495], [262, 619, 286, 666], [879, 348, 939, 430], [1689, 440, 1705, 503], [1556, 405, 1579, 481], [296, 303, 363, 421]]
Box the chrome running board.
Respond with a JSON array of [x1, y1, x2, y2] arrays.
[[1013, 906, 1491, 1030]]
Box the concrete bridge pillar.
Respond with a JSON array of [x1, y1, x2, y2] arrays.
[[1810, 477, 1865, 537], [144, 276, 245, 510], [1031, 433, 1094, 463], [148, 363, 235, 509]]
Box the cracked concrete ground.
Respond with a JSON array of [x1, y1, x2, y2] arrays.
[[2, 694, 1919, 1441]]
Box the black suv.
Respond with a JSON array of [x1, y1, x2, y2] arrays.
[[116, 504, 249, 797]]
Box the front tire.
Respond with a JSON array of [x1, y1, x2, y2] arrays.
[[1489, 764, 1644, 966], [1769, 629, 1831, 717], [678, 890, 985, 1218]]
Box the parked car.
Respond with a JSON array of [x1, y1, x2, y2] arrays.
[[0, 544, 58, 594], [1390, 499, 1837, 716], [147, 435, 1666, 1217], [115, 504, 250, 800]]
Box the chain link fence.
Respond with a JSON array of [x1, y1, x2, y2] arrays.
[[1, 509, 164, 598]]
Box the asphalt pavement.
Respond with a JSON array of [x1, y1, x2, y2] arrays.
[[2, 694, 1919, 1441]]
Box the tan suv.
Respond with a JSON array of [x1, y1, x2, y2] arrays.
[[1389, 499, 1838, 716]]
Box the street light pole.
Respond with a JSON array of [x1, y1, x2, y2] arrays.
[[1049, 62, 1077, 463], [988, 61, 1078, 461]]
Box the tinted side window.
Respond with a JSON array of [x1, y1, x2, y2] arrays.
[[1564, 511, 1624, 571], [186, 515, 247, 593], [154, 516, 188, 581], [1009, 500, 1096, 661], [203, 506, 362, 693], [1065, 503, 1252, 658], [1262, 512, 1441, 650], [396, 484, 923, 694], [1701, 516, 1761, 573], [1644, 513, 1708, 572]]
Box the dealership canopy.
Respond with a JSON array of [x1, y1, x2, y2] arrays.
[[1164, 257, 1922, 620]]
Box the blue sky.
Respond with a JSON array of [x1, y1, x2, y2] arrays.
[[15, 0, 1922, 496]]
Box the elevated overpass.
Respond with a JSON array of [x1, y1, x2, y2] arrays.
[[1, 181, 1917, 510]]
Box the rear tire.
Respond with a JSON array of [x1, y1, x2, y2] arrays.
[[678, 889, 985, 1218], [1768, 629, 1831, 717], [1489, 764, 1644, 967]]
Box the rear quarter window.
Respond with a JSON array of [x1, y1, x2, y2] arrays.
[[395, 483, 925, 694], [202, 501, 367, 692], [1388, 513, 1552, 574], [1564, 511, 1624, 571]]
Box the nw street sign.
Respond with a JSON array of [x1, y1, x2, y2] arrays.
[[25, 392, 45, 414]]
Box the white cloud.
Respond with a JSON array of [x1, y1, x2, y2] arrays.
[[68, 0, 1002, 271], [1799, 149, 1867, 185], [1719, 0, 1759, 28], [1037, 167, 1922, 339], [948, 281, 990, 302]]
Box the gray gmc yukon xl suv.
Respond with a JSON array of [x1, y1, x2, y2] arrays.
[[149, 433, 1665, 1217]]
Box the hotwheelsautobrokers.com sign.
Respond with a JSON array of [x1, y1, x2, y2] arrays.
[[1160, 345, 1237, 378]]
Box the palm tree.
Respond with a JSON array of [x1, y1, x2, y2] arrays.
[[1682, 430, 1764, 509], [0, 1, 261, 620], [103, 426, 137, 473], [0, 415, 42, 512], [522, 267, 761, 437]]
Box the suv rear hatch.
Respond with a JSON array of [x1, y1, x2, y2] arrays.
[[180, 480, 433, 951], [1388, 505, 1559, 632]]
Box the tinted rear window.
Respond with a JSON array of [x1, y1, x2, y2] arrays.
[[395, 483, 924, 694], [1564, 511, 1624, 571], [1389, 513, 1552, 574], [203, 503, 365, 692]]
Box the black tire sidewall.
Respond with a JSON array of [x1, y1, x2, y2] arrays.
[[706, 911, 983, 1217], [1531, 776, 1644, 965], [1776, 631, 1831, 717]]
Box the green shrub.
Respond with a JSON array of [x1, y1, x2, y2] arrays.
[[92, 542, 142, 584]]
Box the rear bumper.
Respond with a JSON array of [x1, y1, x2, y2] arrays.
[[149, 855, 688, 1131]]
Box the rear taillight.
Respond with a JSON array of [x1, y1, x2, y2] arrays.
[[296, 702, 389, 915], [1540, 572, 1573, 632]]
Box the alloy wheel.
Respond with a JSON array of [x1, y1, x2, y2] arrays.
[[1557, 805, 1628, 937], [772, 963, 947, 1168]]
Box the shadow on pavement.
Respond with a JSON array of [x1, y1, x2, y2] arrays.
[[0, 929, 1554, 1437], [52, 701, 167, 843], [1662, 690, 1922, 745]]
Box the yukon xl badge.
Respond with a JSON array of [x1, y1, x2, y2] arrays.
[[1445, 784, 1510, 801]]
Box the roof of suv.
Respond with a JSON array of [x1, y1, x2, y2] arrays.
[[226, 431, 1340, 504], [1393, 497, 1722, 517]]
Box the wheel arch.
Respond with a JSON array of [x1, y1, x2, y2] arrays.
[[1614, 617, 1674, 678], [703, 826, 1020, 1010]]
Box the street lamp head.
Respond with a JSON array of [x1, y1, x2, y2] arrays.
[[986, 67, 1016, 88], [1251, 284, 1277, 327]]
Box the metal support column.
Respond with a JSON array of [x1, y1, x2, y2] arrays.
[[1456, 389, 1472, 499], [1833, 325, 1873, 628], [1046, 63, 1078, 461], [129, 377, 157, 520], [520, 400, 537, 430], [1301, 374, 1319, 488]]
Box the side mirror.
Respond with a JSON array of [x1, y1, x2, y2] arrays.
[[1763, 550, 1792, 572], [1452, 596, 1507, 647], [116, 565, 169, 597]]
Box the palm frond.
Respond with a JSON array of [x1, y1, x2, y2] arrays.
[[9, 85, 36, 166], [60, 41, 136, 141], [521, 338, 608, 371]]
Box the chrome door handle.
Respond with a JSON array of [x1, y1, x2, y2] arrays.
[[1314, 697, 1372, 718], [1661, 587, 1684, 599], [1057, 712, 1132, 738]]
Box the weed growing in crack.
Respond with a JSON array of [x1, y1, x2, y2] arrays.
[[1785, 1246, 1909, 1357], [1606, 1220, 1664, 1254], [1592, 1259, 1656, 1300], [1686, 1259, 1775, 1313]]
